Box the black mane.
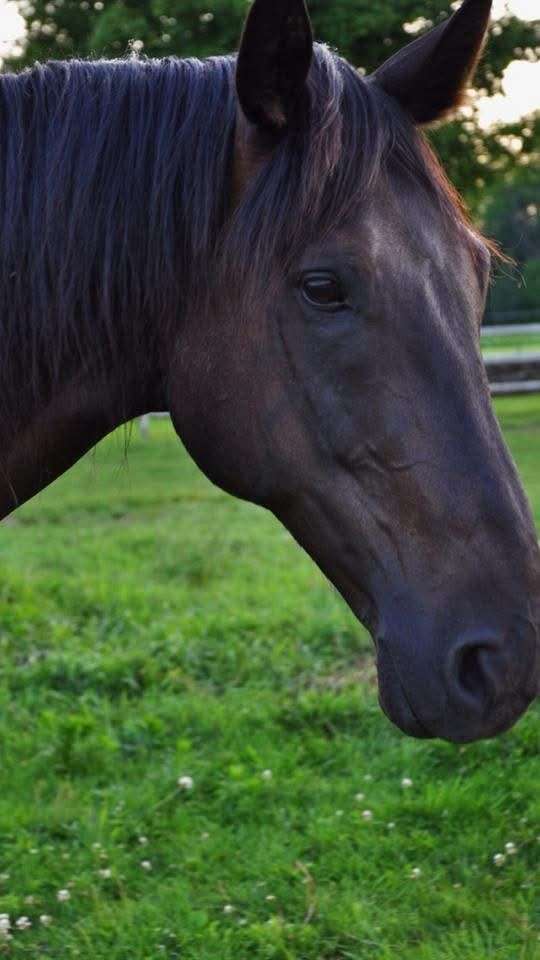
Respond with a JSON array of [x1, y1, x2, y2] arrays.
[[0, 45, 478, 400]]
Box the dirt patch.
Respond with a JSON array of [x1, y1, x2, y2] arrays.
[[307, 654, 377, 691]]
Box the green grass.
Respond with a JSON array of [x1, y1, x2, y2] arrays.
[[0, 398, 539, 959], [481, 332, 540, 355]]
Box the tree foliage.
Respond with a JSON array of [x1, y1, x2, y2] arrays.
[[7, 2, 538, 206], [483, 159, 540, 317], [10, 2, 537, 86]]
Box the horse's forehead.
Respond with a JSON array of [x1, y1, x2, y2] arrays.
[[342, 184, 479, 280], [310, 200, 435, 276]]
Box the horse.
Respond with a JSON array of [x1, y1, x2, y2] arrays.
[[0, 0, 538, 743]]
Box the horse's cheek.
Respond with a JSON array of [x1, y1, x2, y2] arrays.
[[167, 367, 274, 506]]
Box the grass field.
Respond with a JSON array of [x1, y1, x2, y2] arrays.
[[481, 333, 540, 355], [0, 397, 539, 959]]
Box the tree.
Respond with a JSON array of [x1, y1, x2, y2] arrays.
[[482, 160, 539, 261], [482, 159, 540, 318], [9, 2, 538, 85]]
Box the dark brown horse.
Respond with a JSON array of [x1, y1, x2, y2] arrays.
[[0, 0, 538, 742]]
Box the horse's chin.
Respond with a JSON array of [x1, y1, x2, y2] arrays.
[[376, 658, 433, 739], [376, 650, 537, 744]]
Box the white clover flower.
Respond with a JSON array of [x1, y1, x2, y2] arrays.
[[98, 868, 112, 879], [261, 769, 273, 781], [223, 904, 235, 915], [354, 793, 365, 802], [177, 775, 194, 791], [265, 895, 276, 902], [362, 809, 373, 821], [364, 774, 373, 782], [39, 915, 52, 927], [138, 836, 148, 846], [410, 867, 422, 879], [15, 916, 31, 931], [0, 874, 9, 883], [505, 841, 517, 856], [92, 842, 102, 851], [493, 853, 505, 867], [140, 860, 152, 871], [0, 915, 11, 934], [401, 777, 413, 789], [57, 888, 70, 902], [387, 822, 396, 830]]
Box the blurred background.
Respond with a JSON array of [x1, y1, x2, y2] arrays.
[[0, 0, 538, 322]]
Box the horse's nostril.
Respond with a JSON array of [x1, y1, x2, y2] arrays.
[[449, 638, 503, 710], [378, 625, 536, 742], [457, 644, 487, 698]]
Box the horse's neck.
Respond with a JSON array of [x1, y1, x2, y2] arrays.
[[0, 361, 165, 519]]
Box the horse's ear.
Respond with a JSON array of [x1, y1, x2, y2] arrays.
[[236, 0, 313, 132], [371, 0, 492, 125]]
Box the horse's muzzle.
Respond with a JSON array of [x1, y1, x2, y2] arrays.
[[376, 623, 539, 743]]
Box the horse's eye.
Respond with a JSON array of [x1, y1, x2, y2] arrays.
[[301, 272, 346, 310]]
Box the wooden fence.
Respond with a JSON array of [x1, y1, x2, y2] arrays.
[[481, 323, 540, 396]]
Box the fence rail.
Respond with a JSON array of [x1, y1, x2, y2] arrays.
[[481, 321, 540, 395], [481, 322, 540, 338]]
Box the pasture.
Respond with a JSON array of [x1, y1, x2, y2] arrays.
[[482, 332, 540, 355], [0, 397, 538, 960]]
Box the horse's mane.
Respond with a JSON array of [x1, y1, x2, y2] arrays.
[[0, 45, 481, 400]]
